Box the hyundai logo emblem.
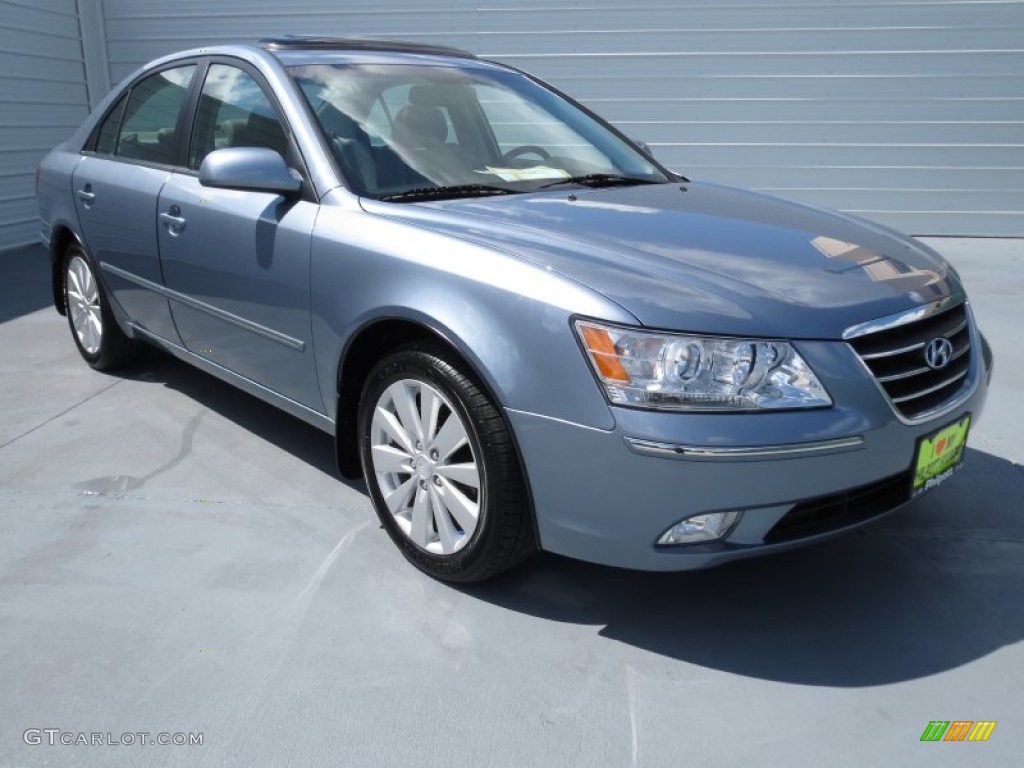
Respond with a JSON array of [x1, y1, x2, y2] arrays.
[[924, 337, 954, 370]]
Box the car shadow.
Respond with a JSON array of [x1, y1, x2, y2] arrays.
[[119, 350, 365, 493], [113, 340, 1023, 689], [0, 244, 53, 323], [460, 446, 1023, 687]]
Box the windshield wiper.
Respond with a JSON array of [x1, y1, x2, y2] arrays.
[[378, 184, 517, 202], [539, 173, 661, 190]]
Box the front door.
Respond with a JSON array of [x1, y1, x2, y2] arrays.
[[157, 62, 322, 411]]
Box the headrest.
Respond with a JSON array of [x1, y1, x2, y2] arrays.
[[408, 83, 472, 107], [393, 104, 447, 148]]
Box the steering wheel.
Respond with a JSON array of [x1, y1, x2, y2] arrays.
[[497, 145, 551, 165]]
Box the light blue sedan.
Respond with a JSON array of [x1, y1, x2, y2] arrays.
[[37, 37, 992, 581]]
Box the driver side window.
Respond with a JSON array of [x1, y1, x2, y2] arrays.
[[188, 64, 289, 170]]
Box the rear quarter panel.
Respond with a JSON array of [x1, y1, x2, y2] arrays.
[[38, 146, 85, 251]]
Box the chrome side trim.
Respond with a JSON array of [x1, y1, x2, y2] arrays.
[[624, 435, 865, 461], [842, 295, 960, 340], [101, 261, 305, 351], [128, 323, 334, 433]]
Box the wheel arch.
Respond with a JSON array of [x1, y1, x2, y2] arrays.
[[335, 315, 502, 477], [335, 314, 541, 554], [48, 225, 87, 315]]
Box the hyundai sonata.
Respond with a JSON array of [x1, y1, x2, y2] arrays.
[[36, 36, 992, 581]]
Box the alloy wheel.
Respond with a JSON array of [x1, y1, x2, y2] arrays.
[[66, 255, 103, 355], [369, 378, 482, 555]]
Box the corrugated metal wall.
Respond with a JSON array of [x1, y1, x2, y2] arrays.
[[7, 0, 1023, 244], [0, 0, 92, 251], [100, 0, 1024, 236]]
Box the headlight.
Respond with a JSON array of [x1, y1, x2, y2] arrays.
[[575, 320, 832, 411]]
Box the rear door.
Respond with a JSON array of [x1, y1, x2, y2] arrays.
[[157, 61, 322, 410], [71, 64, 198, 342]]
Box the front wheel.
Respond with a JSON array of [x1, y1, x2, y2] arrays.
[[357, 344, 535, 582]]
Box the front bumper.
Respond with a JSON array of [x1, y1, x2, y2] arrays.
[[507, 334, 991, 571]]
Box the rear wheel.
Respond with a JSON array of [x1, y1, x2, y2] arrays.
[[63, 244, 139, 370], [357, 344, 535, 582]]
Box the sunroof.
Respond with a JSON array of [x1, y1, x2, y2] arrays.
[[257, 36, 475, 59]]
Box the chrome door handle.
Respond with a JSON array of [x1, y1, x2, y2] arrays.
[[159, 211, 187, 234], [77, 188, 95, 205]]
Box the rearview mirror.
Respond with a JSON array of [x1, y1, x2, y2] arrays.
[[199, 147, 302, 195]]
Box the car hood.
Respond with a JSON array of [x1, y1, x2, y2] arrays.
[[359, 180, 962, 339]]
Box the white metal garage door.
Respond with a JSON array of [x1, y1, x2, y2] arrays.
[[95, 0, 1024, 235], [0, 0, 95, 252]]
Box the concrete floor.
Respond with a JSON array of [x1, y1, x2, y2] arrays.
[[0, 239, 1021, 767]]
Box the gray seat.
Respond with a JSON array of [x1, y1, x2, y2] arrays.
[[231, 111, 289, 158], [390, 104, 466, 184], [392, 105, 448, 150]]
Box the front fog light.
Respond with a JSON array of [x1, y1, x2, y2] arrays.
[[658, 511, 741, 546]]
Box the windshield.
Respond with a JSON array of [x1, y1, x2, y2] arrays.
[[289, 62, 671, 199]]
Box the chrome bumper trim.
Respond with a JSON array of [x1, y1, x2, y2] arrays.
[[624, 435, 865, 461]]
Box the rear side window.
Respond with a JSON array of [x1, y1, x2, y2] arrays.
[[114, 65, 196, 165], [94, 94, 128, 155], [188, 64, 289, 170]]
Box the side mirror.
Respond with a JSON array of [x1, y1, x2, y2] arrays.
[[199, 147, 302, 195], [633, 139, 653, 156]]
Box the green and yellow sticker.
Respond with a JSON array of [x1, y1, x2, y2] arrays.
[[913, 415, 971, 497]]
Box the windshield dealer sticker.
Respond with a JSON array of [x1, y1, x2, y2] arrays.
[[478, 166, 571, 182]]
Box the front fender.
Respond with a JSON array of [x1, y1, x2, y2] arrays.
[[310, 196, 637, 430]]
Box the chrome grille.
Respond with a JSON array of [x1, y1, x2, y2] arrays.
[[847, 302, 971, 420]]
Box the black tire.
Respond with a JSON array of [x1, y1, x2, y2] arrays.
[[357, 343, 535, 582], [62, 243, 140, 371]]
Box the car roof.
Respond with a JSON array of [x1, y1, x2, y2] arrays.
[[124, 38, 505, 80]]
